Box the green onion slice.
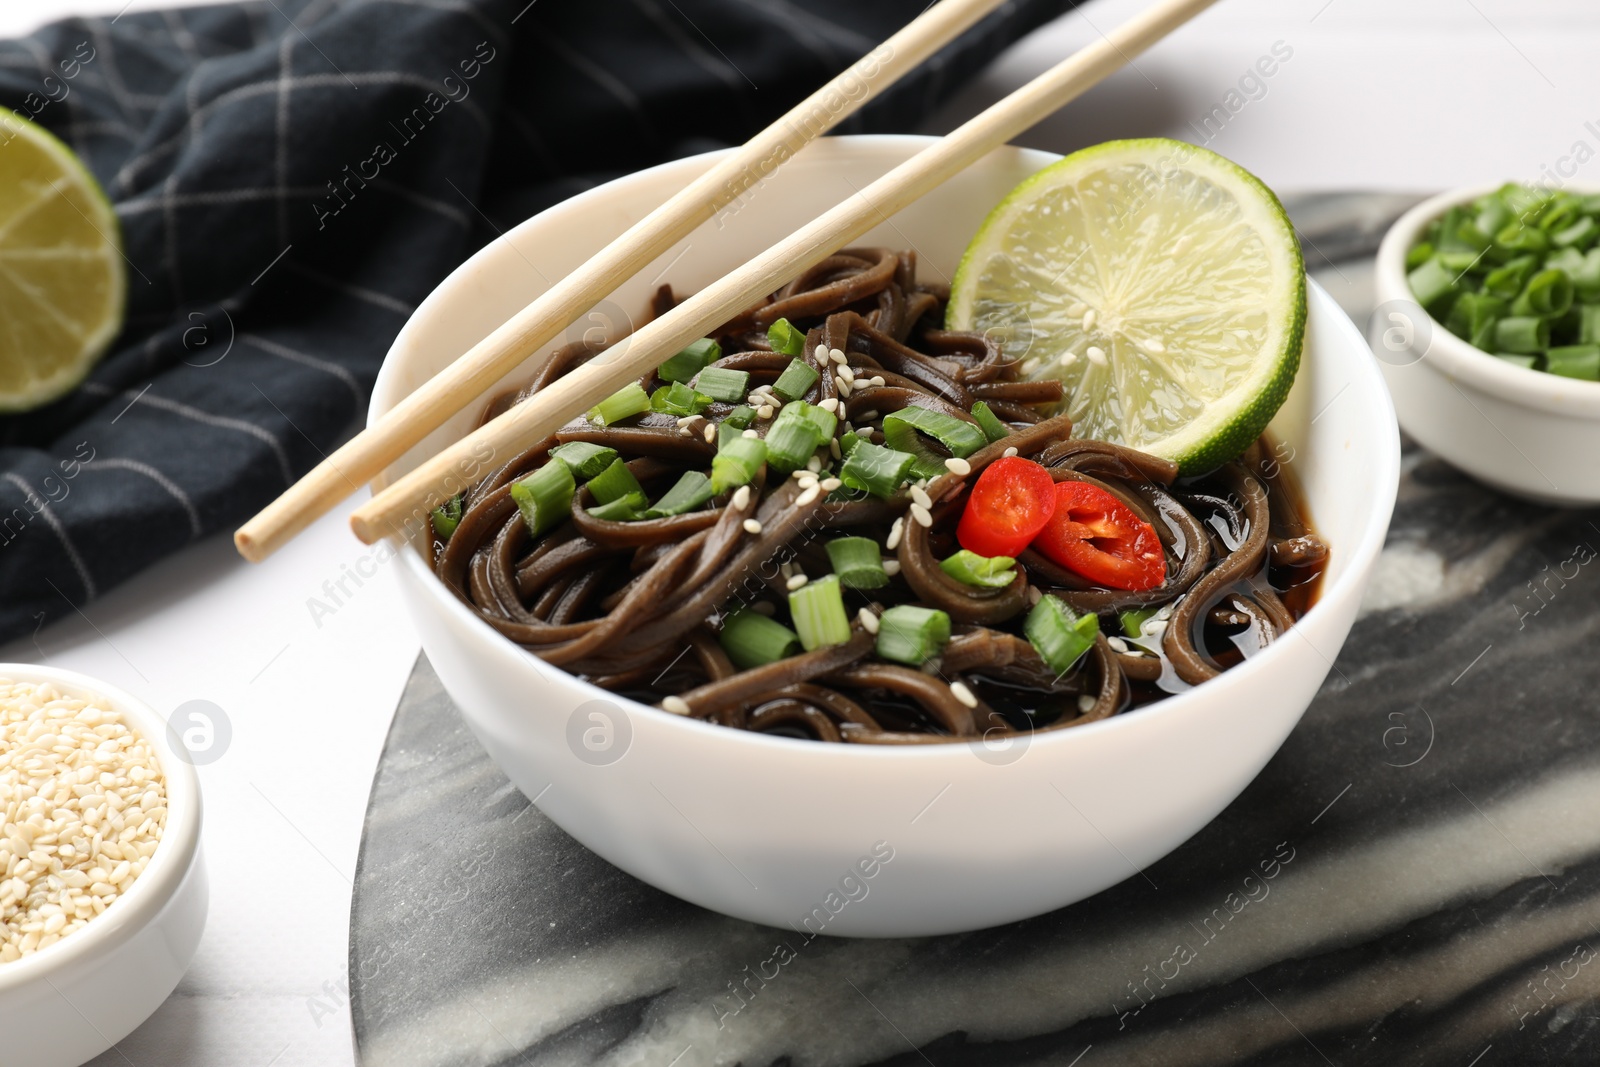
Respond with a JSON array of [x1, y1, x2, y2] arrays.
[[644, 470, 715, 517], [882, 404, 987, 479], [1545, 344, 1600, 381], [767, 318, 807, 357], [587, 382, 652, 427], [431, 495, 464, 540], [772, 358, 821, 402], [875, 604, 951, 666], [1119, 607, 1159, 638], [588, 457, 644, 505], [658, 338, 721, 384], [550, 441, 618, 480], [939, 549, 1017, 588], [1025, 596, 1099, 676], [825, 536, 889, 589], [711, 435, 766, 493], [509, 461, 575, 537], [720, 609, 801, 669], [838, 441, 915, 498], [789, 575, 851, 651], [694, 366, 751, 403], [651, 381, 715, 417], [970, 400, 1011, 442], [764, 417, 821, 474], [587, 492, 648, 522]]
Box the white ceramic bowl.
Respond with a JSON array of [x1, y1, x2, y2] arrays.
[[0, 665, 207, 1067], [1373, 184, 1600, 505], [373, 135, 1399, 936]]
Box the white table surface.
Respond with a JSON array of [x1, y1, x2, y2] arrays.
[[4, 1, 1599, 1065]]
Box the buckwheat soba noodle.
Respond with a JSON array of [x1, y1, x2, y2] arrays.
[[432, 248, 1327, 745]]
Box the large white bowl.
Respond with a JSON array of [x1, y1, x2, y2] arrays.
[[1373, 184, 1600, 505], [0, 664, 207, 1067], [372, 135, 1399, 936]]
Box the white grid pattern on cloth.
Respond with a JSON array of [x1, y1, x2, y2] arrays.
[[1, 473, 97, 599], [240, 331, 366, 408], [80, 381, 296, 485], [81, 456, 205, 538]]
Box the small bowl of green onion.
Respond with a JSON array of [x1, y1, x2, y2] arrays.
[[1373, 182, 1600, 505]]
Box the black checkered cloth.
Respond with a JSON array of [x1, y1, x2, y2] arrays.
[[0, 0, 1075, 643]]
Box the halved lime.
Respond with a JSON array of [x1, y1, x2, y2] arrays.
[[0, 112, 125, 413], [947, 139, 1305, 474]]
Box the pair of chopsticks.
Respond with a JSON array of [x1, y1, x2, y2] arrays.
[[234, 0, 1218, 560]]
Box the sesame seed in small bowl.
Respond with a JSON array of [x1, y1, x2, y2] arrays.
[[0, 665, 207, 1067]]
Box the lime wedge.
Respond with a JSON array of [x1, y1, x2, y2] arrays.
[[0, 112, 125, 412], [947, 139, 1305, 474]]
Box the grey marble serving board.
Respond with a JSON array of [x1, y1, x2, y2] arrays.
[[349, 194, 1600, 1066]]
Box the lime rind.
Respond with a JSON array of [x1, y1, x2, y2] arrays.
[[948, 138, 1305, 475], [0, 111, 125, 413]]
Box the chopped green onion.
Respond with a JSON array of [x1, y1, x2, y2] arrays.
[[875, 604, 950, 666], [1495, 315, 1549, 354], [1445, 293, 1507, 353], [764, 417, 822, 474], [1119, 607, 1159, 638], [694, 366, 750, 403], [767, 318, 807, 357], [1554, 216, 1599, 249], [717, 421, 744, 448], [838, 441, 915, 498], [509, 461, 575, 537], [939, 549, 1017, 589], [711, 435, 766, 493], [784, 399, 836, 442], [883, 405, 987, 479], [772, 358, 820, 401], [724, 404, 755, 429], [644, 470, 714, 517], [1545, 344, 1600, 381], [1496, 222, 1549, 257], [1407, 257, 1457, 310], [550, 441, 618, 480], [1025, 596, 1099, 676], [658, 338, 720, 383], [651, 380, 714, 417], [588, 457, 644, 504], [788, 575, 851, 651], [587, 492, 648, 522], [970, 400, 1011, 442], [719, 609, 801, 669], [1511, 269, 1574, 318], [587, 382, 652, 427], [1580, 305, 1600, 345], [825, 537, 889, 589], [1484, 255, 1538, 299], [839, 431, 863, 458], [431, 495, 463, 540], [1404, 242, 1435, 270]]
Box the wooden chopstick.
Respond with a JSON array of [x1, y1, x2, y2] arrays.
[[351, 0, 1219, 546], [232, 0, 1018, 563]]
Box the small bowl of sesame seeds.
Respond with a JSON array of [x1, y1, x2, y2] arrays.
[[0, 665, 206, 1067]]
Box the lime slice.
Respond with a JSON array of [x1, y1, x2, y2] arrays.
[[948, 139, 1305, 474], [0, 112, 125, 413]]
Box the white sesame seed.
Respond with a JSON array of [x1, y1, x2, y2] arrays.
[[1146, 619, 1168, 636], [1021, 357, 1042, 376], [1144, 338, 1166, 354], [910, 503, 933, 528], [1061, 351, 1078, 367], [882, 559, 901, 576], [1067, 301, 1087, 317], [757, 405, 775, 419], [1108, 636, 1129, 653], [743, 518, 763, 534], [742, 428, 760, 439], [676, 415, 700, 427], [791, 469, 811, 480], [703, 424, 717, 443], [1077, 695, 1096, 713], [1003, 446, 1019, 458], [857, 410, 878, 423], [886, 517, 904, 551], [820, 477, 841, 492], [780, 561, 794, 578], [838, 365, 855, 384], [909, 485, 933, 509], [1172, 234, 1193, 257], [857, 608, 880, 634], [1087, 346, 1107, 366], [830, 347, 848, 365], [1155, 604, 1174, 621], [806, 455, 822, 472], [795, 486, 821, 507], [798, 474, 819, 490], [1082, 309, 1097, 332], [662, 695, 691, 715], [1027, 586, 1042, 605], [835, 377, 852, 398], [949, 681, 978, 709], [818, 396, 840, 413], [732, 485, 752, 509], [677, 427, 692, 437], [944, 457, 972, 476], [786, 573, 809, 591], [829, 438, 842, 459]]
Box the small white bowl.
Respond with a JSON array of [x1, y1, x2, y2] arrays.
[[373, 135, 1399, 936], [0, 665, 207, 1067], [1373, 184, 1600, 505]]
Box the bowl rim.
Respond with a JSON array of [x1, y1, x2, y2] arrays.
[[374, 133, 1400, 762], [0, 664, 202, 994], [1374, 182, 1600, 417]]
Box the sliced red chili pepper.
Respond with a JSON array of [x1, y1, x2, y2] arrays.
[[955, 456, 1057, 558], [1031, 480, 1165, 591]]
